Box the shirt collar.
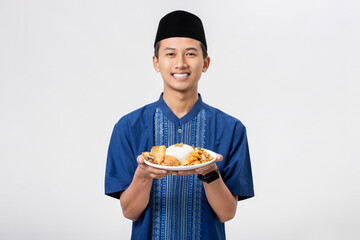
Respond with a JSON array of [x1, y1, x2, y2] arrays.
[[157, 93, 204, 126]]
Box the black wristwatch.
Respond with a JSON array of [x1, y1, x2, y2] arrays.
[[198, 169, 220, 184]]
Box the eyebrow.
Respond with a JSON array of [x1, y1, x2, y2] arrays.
[[185, 47, 199, 52], [163, 47, 176, 51], [163, 47, 199, 51]]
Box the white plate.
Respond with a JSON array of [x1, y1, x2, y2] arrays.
[[143, 149, 217, 171]]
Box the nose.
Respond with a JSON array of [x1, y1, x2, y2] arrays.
[[175, 55, 188, 68]]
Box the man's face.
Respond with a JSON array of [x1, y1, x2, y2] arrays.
[[153, 37, 210, 93]]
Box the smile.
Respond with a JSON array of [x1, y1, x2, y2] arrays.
[[172, 73, 190, 78]]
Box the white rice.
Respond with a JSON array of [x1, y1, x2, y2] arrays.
[[165, 144, 193, 163]]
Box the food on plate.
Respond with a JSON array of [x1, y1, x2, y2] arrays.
[[142, 143, 214, 166], [149, 145, 166, 165], [165, 143, 193, 164], [181, 147, 213, 166], [163, 155, 181, 166]]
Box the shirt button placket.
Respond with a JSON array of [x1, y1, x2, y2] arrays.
[[177, 126, 182, 143]]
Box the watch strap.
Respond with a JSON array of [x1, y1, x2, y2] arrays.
[[198, 169, 220, 183]]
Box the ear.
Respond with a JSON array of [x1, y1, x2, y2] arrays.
[[202, 56, 210, 73], [153, 56, 160, 72]]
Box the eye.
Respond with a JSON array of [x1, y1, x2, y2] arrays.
[[186, 52, 196, 56], [166, 52, 175, 56]]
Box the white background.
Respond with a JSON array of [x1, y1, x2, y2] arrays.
[[1, 0, 359, 239]]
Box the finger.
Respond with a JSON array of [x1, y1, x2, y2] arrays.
[[195, 162, 214, 171], [137, 160, 166, 174], [216, 154, 223, 162], [195, 163, 217, 175], [151, 170, 171, 179], [137, 155, 145, 164], [176, 171, 185, 175], [153, 174, 168, 179], [177, 170, 196, 175], [139, 167, 168, 179], [147, 167, 168, 176], [186, 170, 197, 175], [195, 167, 208, 175]]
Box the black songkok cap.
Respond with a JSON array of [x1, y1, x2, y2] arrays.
[[154, 10, 207, 49]]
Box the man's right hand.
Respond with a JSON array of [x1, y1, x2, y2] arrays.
[[136, 155, 170, 180]]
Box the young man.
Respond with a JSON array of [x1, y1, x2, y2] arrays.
[[105, 10, 254, 239]]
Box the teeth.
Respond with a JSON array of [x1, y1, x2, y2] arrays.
[[173, 73, 189, 78]]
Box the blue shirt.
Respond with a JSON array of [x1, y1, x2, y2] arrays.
[[105, 94, 254, 240]]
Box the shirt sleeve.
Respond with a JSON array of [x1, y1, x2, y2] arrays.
[[221, 121, 254, 201], [105, 117, 138, 199]]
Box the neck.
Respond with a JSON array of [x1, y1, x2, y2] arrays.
[[162, 89, 199, 119]]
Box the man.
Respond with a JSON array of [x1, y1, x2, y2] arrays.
[[105, 10, 254, 239]]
